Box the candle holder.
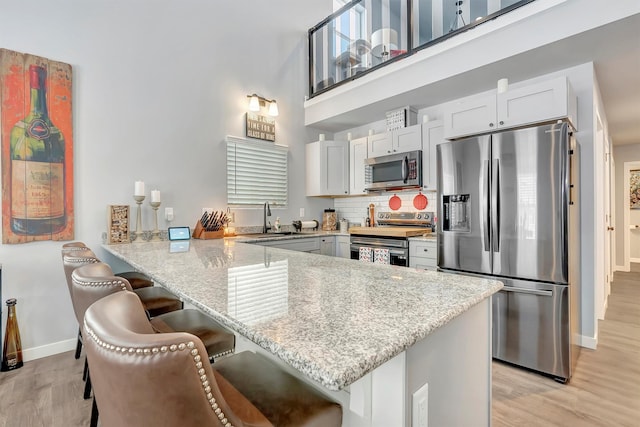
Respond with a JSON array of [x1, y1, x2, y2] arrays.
[[149, 201, 161, 241], [133, 195, 145, 242]]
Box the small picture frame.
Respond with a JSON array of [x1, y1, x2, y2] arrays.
[[107, 205, 130, 244]]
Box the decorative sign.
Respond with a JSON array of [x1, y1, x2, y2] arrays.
[[107, 205, 130, 244], [246, 112, 275, 142], [631, 170, 640, 209]]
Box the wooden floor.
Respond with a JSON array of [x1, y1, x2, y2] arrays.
[[0, 269, 638, 427]]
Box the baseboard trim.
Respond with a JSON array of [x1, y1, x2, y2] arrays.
[[579, 334, 597, 350], [23, 338, 77, 362], [614, 264, 627, 272], [631, 258, 640, 263]]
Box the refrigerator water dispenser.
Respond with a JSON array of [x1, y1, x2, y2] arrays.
[[442, 194, 470, 232]]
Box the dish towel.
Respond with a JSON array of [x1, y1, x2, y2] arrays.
[[359, 247, 373, 262], [373, 248, 390, 264]]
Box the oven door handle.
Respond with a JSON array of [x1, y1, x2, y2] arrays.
[[350, 240, 407, 249]]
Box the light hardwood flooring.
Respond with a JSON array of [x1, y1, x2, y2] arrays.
[[1, 269, 638, 427]]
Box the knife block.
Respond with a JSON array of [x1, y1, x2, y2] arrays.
[[192, 221, 224, 239]]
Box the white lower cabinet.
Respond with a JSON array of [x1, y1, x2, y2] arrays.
[[409, 239, 437, 271], [335, 235, 350, 258], [320, 236, 336, 256]]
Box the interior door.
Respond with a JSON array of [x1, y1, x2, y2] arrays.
[[491, 123, 569, 283], [437, 135, 491, 274]]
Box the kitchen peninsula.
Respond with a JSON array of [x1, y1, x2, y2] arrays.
[[103, 238, 502, 427]]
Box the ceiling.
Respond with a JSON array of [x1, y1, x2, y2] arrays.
[[310, 13, 640, 146]]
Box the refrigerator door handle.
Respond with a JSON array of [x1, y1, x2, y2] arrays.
[[492, 159, 500, 252], [483, 160, 490, 252], [499, 286, 553, 297]]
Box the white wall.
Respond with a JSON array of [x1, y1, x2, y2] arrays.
[[0, 0, 333, 359], [613, 144, 640, 266]]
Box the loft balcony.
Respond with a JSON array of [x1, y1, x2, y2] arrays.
[[308, 0, 535, 97]]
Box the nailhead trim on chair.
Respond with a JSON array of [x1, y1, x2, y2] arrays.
[[73, 277, 129, 290], [84, 320, 234, 427], [65, 256, 99, 264]]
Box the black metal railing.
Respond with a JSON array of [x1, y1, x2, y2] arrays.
[[308, 0, 536, 98]]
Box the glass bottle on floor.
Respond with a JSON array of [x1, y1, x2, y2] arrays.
[[1, 298, 23, 371]]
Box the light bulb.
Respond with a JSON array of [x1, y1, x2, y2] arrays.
[[248, 94, 260, 112], [268, 100, 279, 117]]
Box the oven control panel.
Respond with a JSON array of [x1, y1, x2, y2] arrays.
[[377, 211, 433, 226]]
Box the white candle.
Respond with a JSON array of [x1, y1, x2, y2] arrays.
[[134, 181, 145, 196], [151, 190, 161, 203], [319, 133, 326, 141]]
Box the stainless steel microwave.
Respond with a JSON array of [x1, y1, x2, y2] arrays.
[[365, 150, 422, 191]]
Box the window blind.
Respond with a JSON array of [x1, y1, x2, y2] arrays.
[[227, 260, 289, 325], [226, 136, 288, 206]]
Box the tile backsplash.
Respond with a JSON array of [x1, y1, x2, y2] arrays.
[[334, 190, 437, 226]]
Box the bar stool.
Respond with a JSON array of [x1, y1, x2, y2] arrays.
[[62, 250, 183, 369], [83, 291, 342, 427], [73, 264, 236, 427], [72, 262, 235, 363], [62, 242, 153, 289]]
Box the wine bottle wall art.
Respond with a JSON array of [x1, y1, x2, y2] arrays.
[[0, 49, 74, 244]]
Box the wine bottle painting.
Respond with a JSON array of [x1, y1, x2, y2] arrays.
[[0, 49, 74, 243]]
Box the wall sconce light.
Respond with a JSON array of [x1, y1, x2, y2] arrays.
[[247, 94, 279, 117]]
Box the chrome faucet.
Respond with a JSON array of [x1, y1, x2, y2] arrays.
[[263, 201, 271, 233]]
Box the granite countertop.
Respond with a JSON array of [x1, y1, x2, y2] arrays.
[[103, 239, 501, 391]]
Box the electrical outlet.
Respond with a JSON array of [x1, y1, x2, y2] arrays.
[[299, 208, 305, 217], [165, 207, 174, 222], [412, 383, 428, 427]]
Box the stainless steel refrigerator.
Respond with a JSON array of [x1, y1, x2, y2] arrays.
[[437, 122, 580, 382]]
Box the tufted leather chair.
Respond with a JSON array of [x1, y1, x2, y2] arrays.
[[62, 242, 154, 289], [72, 262, 235, 363], [84, 291, 342, 427]]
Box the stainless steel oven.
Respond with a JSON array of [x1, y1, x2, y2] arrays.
[[349, 235, 409, 267]]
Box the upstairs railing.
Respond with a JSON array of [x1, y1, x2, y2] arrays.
[[308, 0, 535, 97]]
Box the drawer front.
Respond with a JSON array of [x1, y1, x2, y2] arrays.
[[413, 260, 437, 271], [411, 242, 437, 260], [258, 237, 320, 252]]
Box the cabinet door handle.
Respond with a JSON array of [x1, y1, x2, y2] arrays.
[[499, 120, 504, 125], [387, 150, 391, 153], [489, 123, 494, 127], [423, 249, 429, 252]]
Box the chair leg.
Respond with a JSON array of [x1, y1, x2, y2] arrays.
[[90, 397, 99, 427], [75, 328, 83, 359], [84, 371, 92, 400], [83, 357, 89, 381]]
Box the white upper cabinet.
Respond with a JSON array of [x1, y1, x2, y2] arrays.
[[497, 77, 577, 130], [305, 140, 349, 197], [367, 132, 392, 157], [443, 76, 577, 139], [367, 124, 422, 157], [443, 93, 497, 139], [349, 136, 368, 195], [421, 120, 444, 191]]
